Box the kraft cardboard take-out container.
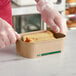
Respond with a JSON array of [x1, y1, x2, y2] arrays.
[[16, 30, 65, 58]]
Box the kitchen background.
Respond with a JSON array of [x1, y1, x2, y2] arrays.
[[11, 0, 76, 33]]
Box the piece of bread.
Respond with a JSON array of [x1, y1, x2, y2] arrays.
[[22, 31, 55, 43]]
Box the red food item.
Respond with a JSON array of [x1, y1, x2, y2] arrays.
[[25, 37, 31, 42]]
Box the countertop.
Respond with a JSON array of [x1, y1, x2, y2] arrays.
[[0, 30, 76, 76]]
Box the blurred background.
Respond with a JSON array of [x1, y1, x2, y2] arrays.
[[11, 0, 76, 33]]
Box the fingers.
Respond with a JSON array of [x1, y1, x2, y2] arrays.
[[2, 18, 21, 39], [0, 39, 5, 48], [7, 28, 21, 44], [36, 1, 68, 34], [41, 10, 68, 34], [15, 32, 21, 39], [0, 30, 19, 48], [0, 18, 20, 48], [0, 30, 16, 48], [41, 13, 60, 33], [54, 16, 68, 34], [7, 28, 16, 44], [48, 19, 60, 33], [0, 32, 10, 46]]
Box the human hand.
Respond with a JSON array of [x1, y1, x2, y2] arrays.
[[35, 0, 68, 34], [0, 18, 20, 48]]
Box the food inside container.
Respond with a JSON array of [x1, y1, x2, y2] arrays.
[[22, 31, 55, 43]]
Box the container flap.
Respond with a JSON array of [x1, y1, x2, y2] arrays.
[[53, 33, 65, 38], [48, 30, 66, 38]]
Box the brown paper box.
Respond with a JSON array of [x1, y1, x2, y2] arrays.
[[16, 30, 65, 58]]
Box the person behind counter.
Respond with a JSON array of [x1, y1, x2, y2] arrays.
[[0, 0, 68, 48]]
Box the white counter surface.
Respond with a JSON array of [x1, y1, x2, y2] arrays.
[[0, 30, 76, 76]]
